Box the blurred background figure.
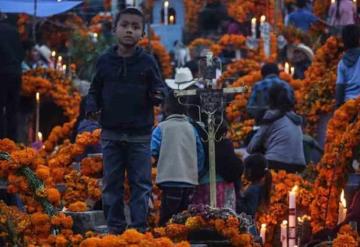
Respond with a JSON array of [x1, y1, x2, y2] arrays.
[[0, 12, 24, 141]]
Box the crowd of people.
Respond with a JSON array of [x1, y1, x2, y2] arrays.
[[0, 0, 360, 242]]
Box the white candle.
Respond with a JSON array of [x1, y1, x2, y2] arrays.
[[37, 132, 43, 142], [260, 15, 266, 26], [281, 220, 288, 247], [164, 0, 169, 25], [235, 49, 241, 59], [290, 66, 295, 76], [169, 15, 174, 25], [260, 224, 266, 244], [57, 55, 63, 70], [289, 185, 298, 247], [338, 190, 347, 224], [93, 33, 98, 42], [251, 17, 256, 39], [285, 62, 290, 74], [35, 92, 40, 141]]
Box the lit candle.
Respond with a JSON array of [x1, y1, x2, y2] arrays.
[[260, 15, 266, 26], [331, 0, 335, 3], [289, 185, 298, 247], [57, 55, 63, 70], [285, 62, 290, 74], [35, 92, 40, 141], [93, 33, 98, 42], [164, 0, 169, 25], [251, 17, 257, 39], [290, 66, 295, 76], [281, 220, 288, 247], [37, 132, 43, 142], [338, 190, 347, 224], [260, 223, 266, 244], [169, 15, 174, 25]]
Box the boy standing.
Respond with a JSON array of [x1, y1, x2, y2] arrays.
[[151, 92, 204, 226], [86, 8, 165, 233]]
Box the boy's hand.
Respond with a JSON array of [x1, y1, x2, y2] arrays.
[[86, 111, 100, 121]]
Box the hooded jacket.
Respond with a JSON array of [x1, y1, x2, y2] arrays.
[[247, 109, 306, 167], [336, 47, 360, 103], [86, 46, 165, 134]]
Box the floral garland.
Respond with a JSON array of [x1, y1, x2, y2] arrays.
[[188, 38, 215, 52], [296, 36, 343, 135], [80, 229, 190, 247], [333, 224, 360, 247], [0, 201, 83, 246], [257, 171, 314, 244], [217, 59, 260, 88], [218, 34, 247, 50], [80, 156, 103, 178], [138, 38, 173, 78], [153, 205, 259, 247], [183, 0, 205, 33], [310, 97, 360, 233], [22, 68, 81, 121]]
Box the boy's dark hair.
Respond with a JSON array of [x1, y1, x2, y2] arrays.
[[342, 24, 360, 50], [268, 83, 294, 112], [261, 63, 279, 77], [113, 7, 146, 32], [244, 153, 272, 206], [296, 0, 306, 8], [164, 91, 185, 115]]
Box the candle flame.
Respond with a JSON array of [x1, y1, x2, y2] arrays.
[[291, 185, 298, 193], [37, 132, 43, 142], [340, 190, 346, 208], [51, 51, 56, 57], [281, 220, 288, 225], [261, 223, 266, 229], [169, 15, 174, 24], [36, 92, 40, 102], [93, 33, 98, 38], [62, 64, 67, 71], [58, 56, 63, 62], [164, 0, 169, 8], [251, 17, 256, 25], [260, 15, 266, 23]]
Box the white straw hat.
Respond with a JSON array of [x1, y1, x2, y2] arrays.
[[34, 44, 52, 63]]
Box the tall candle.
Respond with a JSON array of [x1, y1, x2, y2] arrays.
[[51, 51, 56, 69], [164, 0, 169, 25], [281, 220, 288, 247], [57, 55, 63, 70], [260, 224, 266, 244], [251, 17, 257, 39], [338, 190, 347, 224], [35, 92, 40, 141], [37, 132, 43, 142], [289, 185, 298, 247], [285, 62, 290, 74]]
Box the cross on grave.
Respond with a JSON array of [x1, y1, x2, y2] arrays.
[[173, 52, 247, 208]]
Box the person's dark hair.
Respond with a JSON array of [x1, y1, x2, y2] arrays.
[[113, 7, 145, 32], [342, 24, 360, 50], [296, 0, 306, 8], [268, 83, 294, 112], [244, 153, 272, 206], [164, 91, 185, 115], [261, 63, 279, 77]]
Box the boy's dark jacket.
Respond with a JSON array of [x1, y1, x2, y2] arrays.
[[86, 46, 165, 134]]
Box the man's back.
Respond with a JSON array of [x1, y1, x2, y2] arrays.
[[288, 8, 318, 31], [247, 75, 295, 121]]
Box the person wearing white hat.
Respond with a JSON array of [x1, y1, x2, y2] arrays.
[[165, 67, 198, 90], [292, 43, 314, 79], [23, 44, 52, 71]]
